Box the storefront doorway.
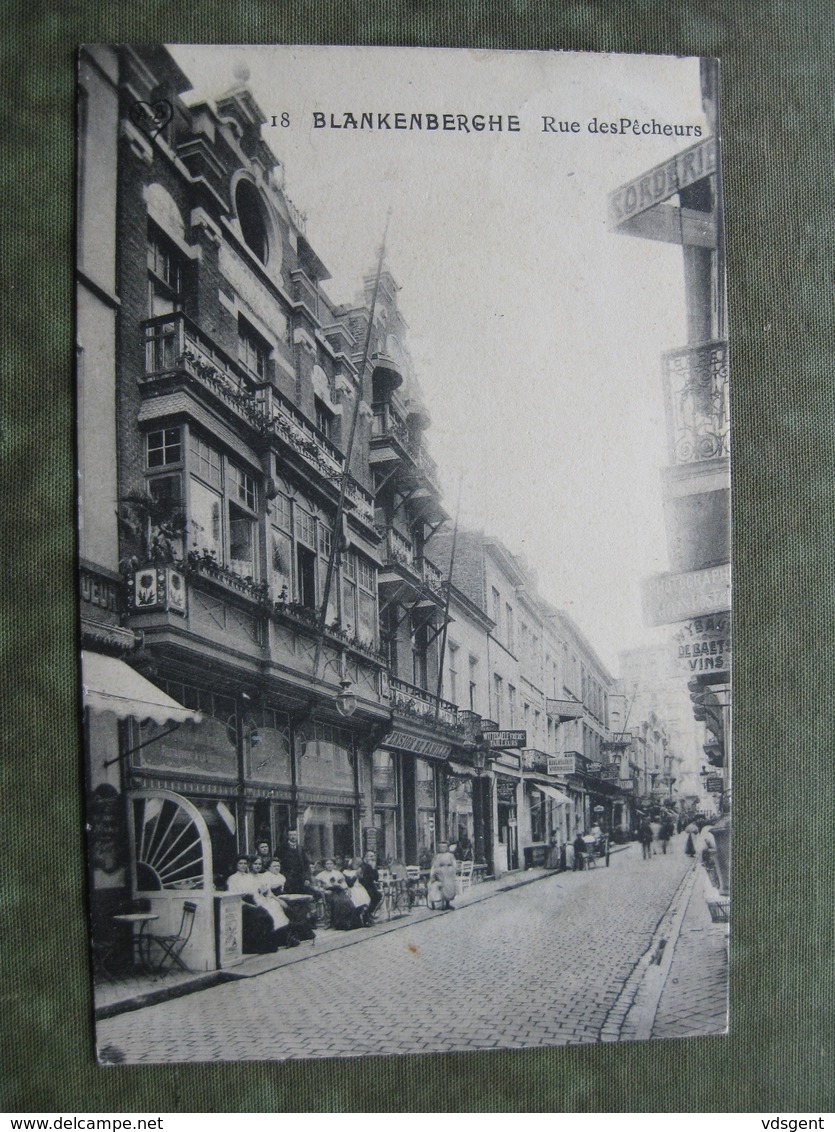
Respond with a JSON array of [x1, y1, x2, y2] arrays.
[[497, 803, 518, 870], [496, 776, 519, 871]]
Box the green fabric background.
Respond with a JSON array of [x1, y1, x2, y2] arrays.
[[1, 0, 832, 1113]]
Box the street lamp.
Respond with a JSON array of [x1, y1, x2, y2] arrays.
[[335, 678, 357, 718]]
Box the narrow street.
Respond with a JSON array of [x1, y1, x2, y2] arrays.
[[97, 841, 728, 1063]]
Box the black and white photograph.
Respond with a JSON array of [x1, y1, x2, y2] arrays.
[[77, 43, 730, 1064]]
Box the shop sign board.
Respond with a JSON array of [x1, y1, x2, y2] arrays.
[[482, 729, 526, 749], [496, 777, 518, 803], [608, 136, 718, 228], [642, 563, 730, 627], [705, 776, 724, 793], [384, 729, 451, 760], [674, 614, 731, 676]]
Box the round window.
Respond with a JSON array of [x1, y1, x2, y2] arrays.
[[235, 179, 268, 263]]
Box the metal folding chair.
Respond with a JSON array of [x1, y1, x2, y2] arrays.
[[405, 865, 428, 907], [144, 901, 196, 974]]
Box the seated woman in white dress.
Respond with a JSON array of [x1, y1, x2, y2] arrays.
[[343, 858, 372, 925], [314, 859, 363, 931], [226, 856, 298, 952]]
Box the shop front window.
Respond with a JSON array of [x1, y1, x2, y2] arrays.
[[415, 759, 436, 808], [373, 750, 398, 806], [375, 808, 398, 865], [247, 709, 292, 785], [417, 810, 436, 865], [530, 787, 546, 843], [298, 722, 355, 790], [303, 805, 355, 867]]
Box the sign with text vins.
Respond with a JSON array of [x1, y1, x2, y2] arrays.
[[482, 730, 527, 749]]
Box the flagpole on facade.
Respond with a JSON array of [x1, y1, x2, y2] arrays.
[[313, 212, 391, 681], [434, 470, 463, 718]]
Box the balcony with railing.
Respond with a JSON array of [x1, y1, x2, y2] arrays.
[[663, 339, 729, 465], [602, 730, 634, 749], [549, 751, 592, 777], [521, 748, 550, 774], [419, 556, 446, 600], [141, 313, 375, 528], [388, 675, 459, 729], [385, 527, 416, 571], [370, 403, 442, 494]]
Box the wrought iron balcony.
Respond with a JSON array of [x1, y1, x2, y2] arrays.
[[602, 730, 633, 749], [384, 527, 417, 571], [663, 339, 729, 465], [549, 751, 591, 776], [419, 556, 446, 599], [521, 748, 550, 774], [388, 675, 459, 729], [370, 404, 441, 493]]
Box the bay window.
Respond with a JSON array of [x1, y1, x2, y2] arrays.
[[268, 483, 376, 642], [143, 426, 261, 580]]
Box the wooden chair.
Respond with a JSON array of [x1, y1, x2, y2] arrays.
[[456, 859, 474, 894], [144, 901, 197, 974]]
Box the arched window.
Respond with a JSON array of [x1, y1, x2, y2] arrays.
[[235, 179, 268, 263]]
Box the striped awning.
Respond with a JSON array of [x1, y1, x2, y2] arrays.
[[81, 651, 202, 725]]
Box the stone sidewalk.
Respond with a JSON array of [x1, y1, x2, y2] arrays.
[[93, 861, 563, 1019], [650, 863, 729, 1039]]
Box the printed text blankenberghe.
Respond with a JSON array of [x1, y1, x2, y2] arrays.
[[309, 111, 521, 132]]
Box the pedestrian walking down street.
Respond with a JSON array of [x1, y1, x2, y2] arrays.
[[573, 831, 587, 871], [684, 820, 698, 858], [659, 816, 674, 855], [428, 841, 457, 910], [637, 818, 654, 861]]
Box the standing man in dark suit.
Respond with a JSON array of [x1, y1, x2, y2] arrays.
[[280, 829, 313, 894]]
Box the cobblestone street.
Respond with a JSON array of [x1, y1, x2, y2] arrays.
[[97, 842, 727, 1063]]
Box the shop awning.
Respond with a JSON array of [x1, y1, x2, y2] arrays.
[[447, 760, 476, 776], [537, 783, 571, 807], [81, 651, 202, 725]]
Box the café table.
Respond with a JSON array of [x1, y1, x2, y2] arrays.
[[112, 911, 159, 973], [278, 893, 315, 936], [379, 876, 411, 921]]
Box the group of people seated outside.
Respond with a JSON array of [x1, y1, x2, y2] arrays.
[[225, 832, 477, 952]]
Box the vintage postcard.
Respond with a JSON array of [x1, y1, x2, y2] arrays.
[[77, 44, 730, 1063]]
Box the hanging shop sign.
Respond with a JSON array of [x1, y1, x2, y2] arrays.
[[705, 776, 724, 793], [482, 729, 527, 749], [674, 614, 731, 676], [495, 777, 518, 803], [642, 563, 730, 627], [608, 136, 718, 228]]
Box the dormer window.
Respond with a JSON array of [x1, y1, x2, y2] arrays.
[[235, 179, 268, 263]]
